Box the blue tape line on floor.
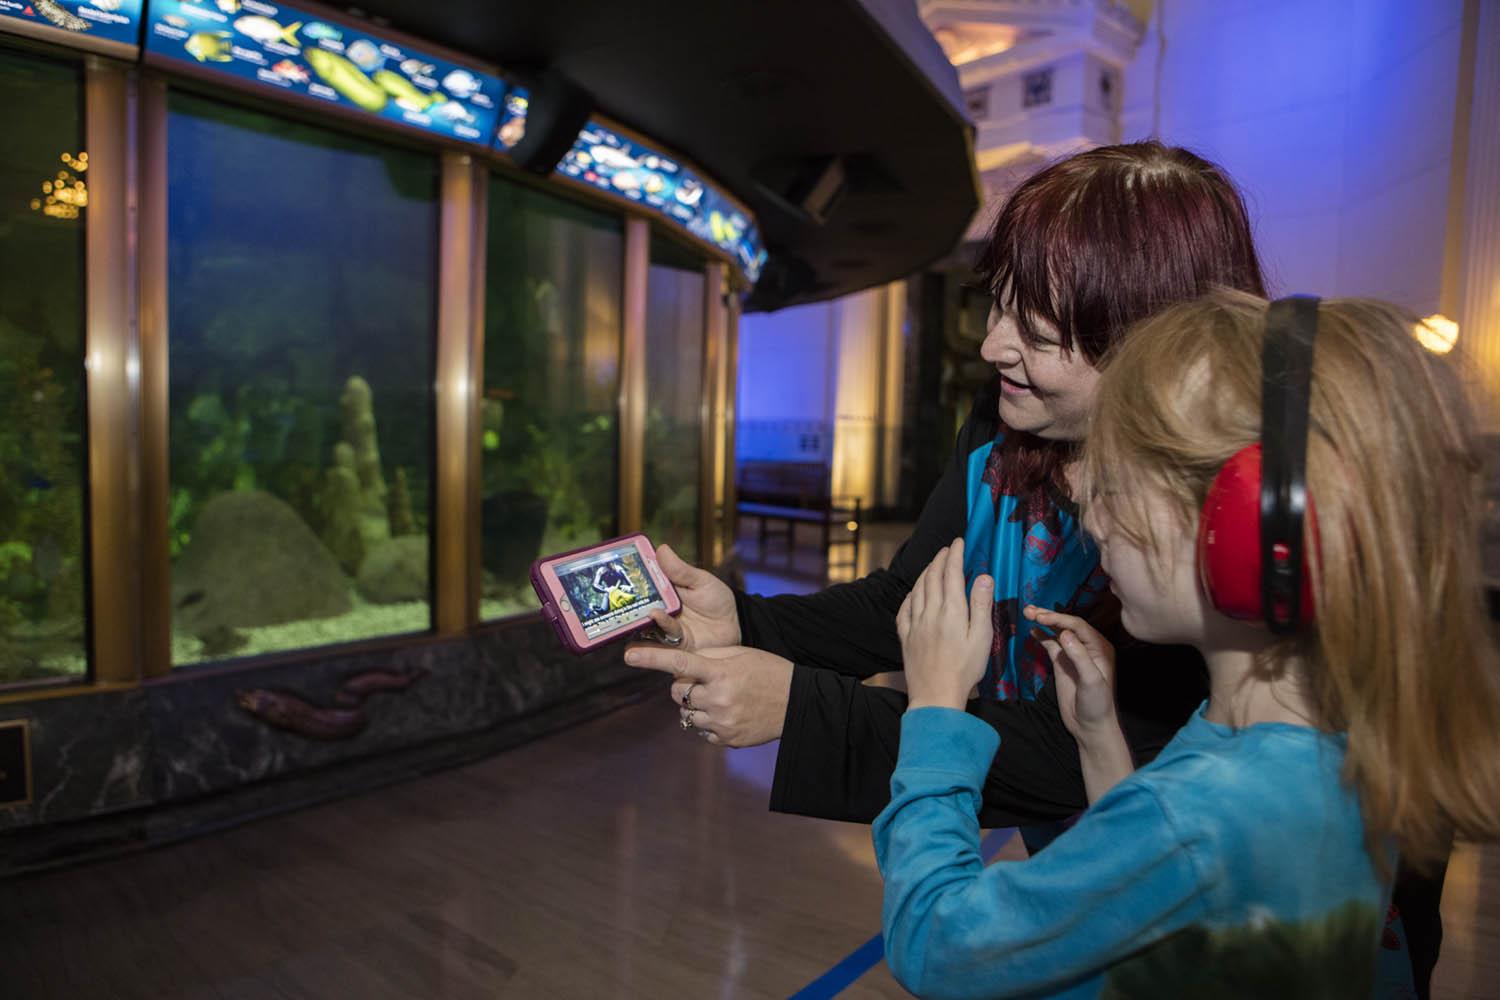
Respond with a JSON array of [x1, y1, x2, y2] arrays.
[[788, 828, 1015, 999]]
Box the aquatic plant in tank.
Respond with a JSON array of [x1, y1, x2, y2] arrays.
[[164, 91, 439, 667], [0, 51, 89, 686]]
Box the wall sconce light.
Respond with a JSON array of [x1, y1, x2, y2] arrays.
[[1414, 314, 1459, 355]]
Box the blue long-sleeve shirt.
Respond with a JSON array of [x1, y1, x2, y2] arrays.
[[874, 706, 1411, 999]]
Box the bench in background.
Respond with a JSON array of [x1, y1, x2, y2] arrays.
[[735, 460, 861, 565]]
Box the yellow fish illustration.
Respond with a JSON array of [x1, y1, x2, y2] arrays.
[[185, 31, 233, 63], [305, 48, 388, 113], [710, 211, 734, 244], [373, 69, 437, 112]]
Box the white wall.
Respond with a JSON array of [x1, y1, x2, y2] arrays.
[[736, 301, 838, 462], [1122, 0, 1468, 314], [831, 287, 889, 504], [736, 286, 904, 510]]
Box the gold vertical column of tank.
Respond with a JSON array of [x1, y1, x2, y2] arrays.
[[618, 217, 650, 534], [722, 289, 741, 564], [434, 152, 487, 635], [137, 73, 171, 679], [86, 58, 144, 686], [699, 262, 727, 567]]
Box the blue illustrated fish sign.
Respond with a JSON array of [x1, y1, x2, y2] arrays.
[[0, 0, 144, 53], [144, 0, 504, 147], [556, 121, 768, 282]]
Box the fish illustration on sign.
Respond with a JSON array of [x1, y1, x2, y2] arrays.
[[164, 14, 189, 27], [589, 145, 638, 171], [214, 0, 240, 12], [709, 211, 742, 245], [270, 58, 309, 84], [430, 100, 475, 125], [374, 69, 437, 112], [305, 48, 388, 112], [33, 0, 90, 31], [185, 31, 233, 62], [302, 21, 341, 41], [400, 58, 434, 78], [498, 116, 526, 148], [675, 178, 704, 207], [441, 68, 480, 99], [346, 38, 382, 71], [234, 14, 301, 48]]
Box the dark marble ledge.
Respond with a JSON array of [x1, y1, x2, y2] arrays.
[[0, 670, 666, 880]]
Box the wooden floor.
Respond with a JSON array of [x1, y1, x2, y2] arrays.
[[3, 522, 1496, 999], [3, 694, 920, 999]]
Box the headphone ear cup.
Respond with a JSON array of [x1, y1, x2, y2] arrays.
[[1198, 445, 1266, 621]]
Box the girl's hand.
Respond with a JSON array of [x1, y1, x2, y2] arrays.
[[1023, 605, 1118, 745], [897, 539, 993, 711]]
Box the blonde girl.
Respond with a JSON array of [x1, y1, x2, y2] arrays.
[[879, 289, 1500, 998]]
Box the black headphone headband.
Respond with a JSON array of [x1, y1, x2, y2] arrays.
[[1260, 295, 1319, 633]]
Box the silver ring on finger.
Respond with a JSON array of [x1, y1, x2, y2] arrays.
[[660, 628, 684, 647], [679, 710, 695, 731], [680, 683, 698, 709]]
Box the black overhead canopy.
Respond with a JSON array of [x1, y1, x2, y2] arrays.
[[348, 0, 981, 312]]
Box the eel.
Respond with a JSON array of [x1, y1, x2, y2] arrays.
[[235, 689, 367, 741]]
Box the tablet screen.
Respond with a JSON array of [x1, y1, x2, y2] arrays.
[[553, 542, 665, 640]]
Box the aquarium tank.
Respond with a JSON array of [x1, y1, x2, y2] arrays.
[[480, 178, 622, 620], [643, 236, 706, 563], [165, 90, 438, 667], [0, 49, 89, 688]]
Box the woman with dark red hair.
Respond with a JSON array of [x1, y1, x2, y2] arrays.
[[625, 141, 1438, 995], [629, 140, 1256, 815]]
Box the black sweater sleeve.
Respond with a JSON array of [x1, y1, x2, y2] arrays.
[[733, 395, 993, 677], [768, 642, 1207, 826], [739, 391, 1209, 826]]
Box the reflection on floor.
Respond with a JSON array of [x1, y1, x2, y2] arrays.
[[3, 520, 1494, 998]]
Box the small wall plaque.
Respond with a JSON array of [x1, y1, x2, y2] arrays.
[[0, 719, 33, 809]]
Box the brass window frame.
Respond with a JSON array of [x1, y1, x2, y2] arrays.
[[85, 58, 143, 688], [700, 263, 729, 566]]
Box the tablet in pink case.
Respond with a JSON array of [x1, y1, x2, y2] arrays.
[[529, 533, 682, 654]]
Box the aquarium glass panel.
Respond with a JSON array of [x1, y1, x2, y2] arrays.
[[166, 91, 438, 667], [0, 50, 89, 688], [643, 238, 705, 564], [481, 177, 622, 620]]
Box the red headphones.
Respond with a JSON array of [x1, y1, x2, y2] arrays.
[[1197, 296, 1319, 633]]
